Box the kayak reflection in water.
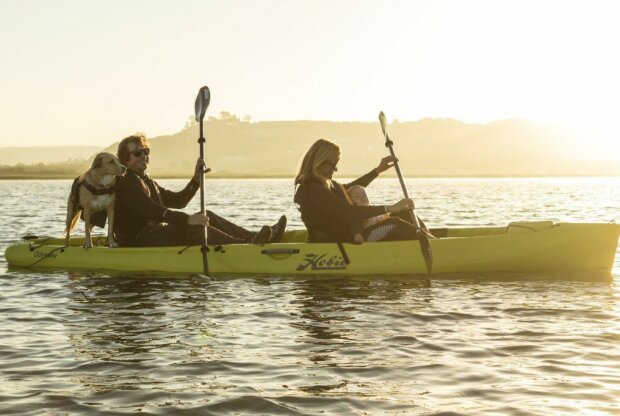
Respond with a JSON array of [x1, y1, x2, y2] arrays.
[[113, 133, 287, 247], [293, 138, 433, 243]]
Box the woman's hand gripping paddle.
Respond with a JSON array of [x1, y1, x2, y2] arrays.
[[378, 111, 433, 275], [195, 86, 211, 275]]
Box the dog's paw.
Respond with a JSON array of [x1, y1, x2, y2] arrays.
[[108, 241, 119, 248], [83, 240, 93, 249]]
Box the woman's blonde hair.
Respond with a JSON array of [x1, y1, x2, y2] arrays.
[[294, 139, 340, 186]]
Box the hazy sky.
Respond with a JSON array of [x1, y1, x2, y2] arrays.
[[1, 0, 619, 157]]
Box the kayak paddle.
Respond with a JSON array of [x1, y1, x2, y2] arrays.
[[378, 111, 433, 275], [195, 86, 211, 275]]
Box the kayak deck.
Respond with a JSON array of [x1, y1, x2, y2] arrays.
[[4, 221, 619, 277]]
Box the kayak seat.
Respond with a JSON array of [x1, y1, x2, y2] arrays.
[[279, 229, 310, 243]]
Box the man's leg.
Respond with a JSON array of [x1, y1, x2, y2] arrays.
[[206, 210, 253, 239], [207, 210, 286, 242], [134, 224, 246, 246]]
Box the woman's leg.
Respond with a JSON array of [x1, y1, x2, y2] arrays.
[[363, 218, 418, 242], [392, 211, 434, 237]]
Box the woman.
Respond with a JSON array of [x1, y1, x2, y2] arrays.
[[294, 138, 429, 243]]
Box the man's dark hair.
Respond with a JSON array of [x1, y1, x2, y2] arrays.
[[117, 133, 149, 165]]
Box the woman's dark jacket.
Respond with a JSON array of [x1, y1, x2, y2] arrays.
[[294, 170, 387, 242], [114, 169, 199, 245]]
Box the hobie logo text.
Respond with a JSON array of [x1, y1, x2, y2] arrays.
[[296, 253, 347, 271]]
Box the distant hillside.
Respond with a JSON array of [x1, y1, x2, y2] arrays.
[[99, 118, 619, 177], [0, 146, 102, 165], [2, 118, 618, 179]]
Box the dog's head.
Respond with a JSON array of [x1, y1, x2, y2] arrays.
[[91, 152, 126, 176]]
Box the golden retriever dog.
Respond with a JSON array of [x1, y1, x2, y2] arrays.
[[65, 152, 125, 248]]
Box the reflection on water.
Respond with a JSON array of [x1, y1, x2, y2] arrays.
[[68, 277, 179, 362], [0, 178, 619, 415]]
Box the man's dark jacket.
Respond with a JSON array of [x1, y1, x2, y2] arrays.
[[114, 169, 199, 245]]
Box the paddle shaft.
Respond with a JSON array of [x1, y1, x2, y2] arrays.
[[198, 121, 206, 213], [197, 121, 209, 273], [379, 111, 433, 275], [384, 138, 423, 230], [197, 97, 209, 275]]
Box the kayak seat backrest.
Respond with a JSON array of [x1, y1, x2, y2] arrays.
[[507, 221, 554, 234]]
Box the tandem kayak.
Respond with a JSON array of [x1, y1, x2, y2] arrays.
[[4, 221, 619, 276]]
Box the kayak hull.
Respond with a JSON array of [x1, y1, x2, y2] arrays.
[[4, 222, 619, 276]]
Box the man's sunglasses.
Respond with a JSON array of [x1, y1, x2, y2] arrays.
[[131, 148, 150, 157]]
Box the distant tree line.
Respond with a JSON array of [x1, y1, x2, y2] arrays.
[[184, 111, 251, 129], [0, 159, 88, 179]]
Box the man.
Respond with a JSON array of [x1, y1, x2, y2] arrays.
[[114, 133, 286, 247]]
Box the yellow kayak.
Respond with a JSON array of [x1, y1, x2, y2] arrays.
[[4, 221, 619, 276]]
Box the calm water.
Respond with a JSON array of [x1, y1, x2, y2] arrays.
[[1, 177, 619, 415]]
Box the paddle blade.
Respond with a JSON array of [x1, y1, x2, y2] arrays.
[[195, 86, 211, 122], [419, 233, 433, 275], [378, 111, 388, 137]]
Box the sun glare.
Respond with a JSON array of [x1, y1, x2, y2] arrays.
[[1, 0, 619, 163], [376, 1, 620, 163]]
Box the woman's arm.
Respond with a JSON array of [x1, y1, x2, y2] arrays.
[[346, 169, 378, 188], [346, 155, 397, 188]]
